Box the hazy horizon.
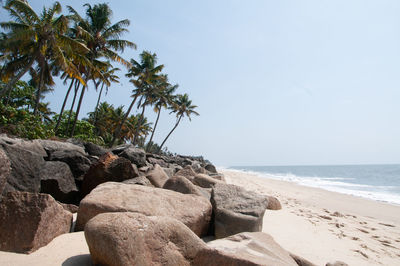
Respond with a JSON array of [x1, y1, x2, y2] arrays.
[[2, 0, 400, 166]]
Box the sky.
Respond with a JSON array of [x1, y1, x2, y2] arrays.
[[2, 0, 400, 166]]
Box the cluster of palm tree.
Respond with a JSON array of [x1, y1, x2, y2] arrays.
[[0, 0, 199, 152]]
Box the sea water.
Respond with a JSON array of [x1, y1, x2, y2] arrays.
[[228, 164, 400, 205]]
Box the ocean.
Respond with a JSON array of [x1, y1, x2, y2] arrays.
[[228, 164, 400, 205]]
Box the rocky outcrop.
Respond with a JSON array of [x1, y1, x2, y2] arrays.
[[0, 147, 10, 196], [163, 175, 205, 197], [205, 163, 217, 174], [81, 153, 138, 197], [39, 161, 79, 204], [76, 182, 212, 236], [0, 134, 47, 156], [211, 183, 269, 238], [1, 144, 44, 194], [146, 164, 169, 187], [0, 191, 72, 253], [194, 232, 298, 266], [84, 212, 208, 266], [114, 146, 147, 167], [267, 196, 282, 210], [48, 150, 91, 179]]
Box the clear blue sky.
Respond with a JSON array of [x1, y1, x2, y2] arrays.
[[3, 0, 400, 166]]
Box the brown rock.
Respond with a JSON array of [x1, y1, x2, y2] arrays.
[[0, 147, 10, 196], [84, 212, 208, 266], [174, 165, 197, 182], [193, 173, 222, 188], [75, 182, 212, 236], [267, 196, 282, 210], [163, 175, 205, 197], [194, 232, 298, 266], [211, 183, 269, 238], [209, 173, 226, 182], [81, 152, 138, 197], [146, 164, 169, 187], [0, 191, 72, 253]]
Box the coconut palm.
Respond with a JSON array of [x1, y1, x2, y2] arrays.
[[67, 3, 135, 136], [0, 0, 88, 100], [110, 51, 164, 147], [146, 76, 178, 151], [158, 93, 199, 152]]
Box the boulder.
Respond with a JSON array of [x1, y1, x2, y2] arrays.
[[81, 152, 138, 197], [162, 167, 175, 178], [84, 212, 208, 266], [75, 182, 212, 236], [84, 142, 107, 157], [0, 191, 72, 253], [147, 157, 169, 167], [122, 176, 153, 187], [0, 147, 11, 196], [1, 144, 44, 194], [146, 164, 169, 187], [209, 173, 226, 182], [290, 253, 318, 266], [0, 135, 47, 156], [205, 163, 217, 174], [193, 173, 223, 188], [193, 232, 298, 266], [39, 161, 79, 204], [174, 165, 197, 182], [267, 196, 282, 210], [211, 183, 269, 238], [48, 150, 91, 179], [119, 146, 147, 167], [60, 203, 79, 214], [163, 175, 205, 197], [37, 139, 86, 155]]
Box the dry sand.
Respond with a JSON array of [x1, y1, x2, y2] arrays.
[[222, 169, 400, 266], [1, 170, 400, 265]]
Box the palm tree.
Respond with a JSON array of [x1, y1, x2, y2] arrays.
[[67, 3, 136, 136], [0, 0, 88, 100], [158, 93, 199, 152], [110, 51, 164, 147], [146, 76, 178, 151]]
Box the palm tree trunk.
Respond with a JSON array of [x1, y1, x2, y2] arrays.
[[0, 57, 35, 99], [158, 114, 183, 152], [54, 78, 75, 133], [132, 101, 147, 145], [109, 94, 139, 147], [93, 82, 105, 126], [33, 68, 45, 116], [146, 108, 161, 151], [70, 84, 86, 137], [66, 82, 80, 135]]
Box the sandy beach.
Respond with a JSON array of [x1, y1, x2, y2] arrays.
[[221, 169, 400, 266]]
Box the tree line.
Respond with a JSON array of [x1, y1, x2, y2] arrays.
[[0, 0, 199, 153]]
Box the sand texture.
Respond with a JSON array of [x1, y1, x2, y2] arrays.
[[222, 169, 400, 266]]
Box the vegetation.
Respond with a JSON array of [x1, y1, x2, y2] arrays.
[[0, 0, 198, 153]]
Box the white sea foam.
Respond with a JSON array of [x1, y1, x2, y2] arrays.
[[220, 167, 400, 205]]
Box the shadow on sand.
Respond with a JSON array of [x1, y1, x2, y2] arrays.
[[62, 254, 92, 266]]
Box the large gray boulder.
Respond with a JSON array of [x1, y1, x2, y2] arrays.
[[211, 183, 269, 238], [49, 150, 91, 180], [1, 144, 44, 194], [84, 212, 208, 266], [193, 173, 223, 188], [146, 164, 169, 187], [0, 147, 10, 196], [174, 165, 197, 182], [118, 146, 147, 167], [39, 161, 79, 204], [76, 182, 212, 236], [204, 163, 218, 174], [81, 152, 138, 197], [194, 232, 298, 266], [84, 142, 107, 157], [0, 135, 47, 156], [36, 139, 86, 155], [0, 191, 72, 253]]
